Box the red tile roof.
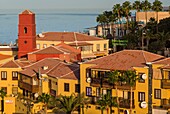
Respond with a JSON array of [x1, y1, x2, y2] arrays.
[[68, 42, 93, 46], [86, 50, 164, 70], [0, 58, 32, 68], [19, 58, 80, 80], [0, 54, 12, 60], [153, 58, 170, 65], [29, 42, 80, 55], [29, 46, 64, 54], [36, 32, 104, 42], [21, 10, 34, 14]]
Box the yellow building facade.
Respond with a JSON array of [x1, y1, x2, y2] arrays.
[[36, 32, 109, 59], [80, 50, 170, 114]]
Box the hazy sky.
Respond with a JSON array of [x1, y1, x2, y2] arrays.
[[0, 0, 169, 10]]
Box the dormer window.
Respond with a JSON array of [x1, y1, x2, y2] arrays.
[[24, 27, 27, 34]]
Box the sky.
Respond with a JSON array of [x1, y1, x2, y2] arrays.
[[0, 0, 170, 11]]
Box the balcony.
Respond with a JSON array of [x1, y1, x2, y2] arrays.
[[119, 97, 135, 108], [90, 78, 112, 88], [161, 99, 170, 109], [90, 78, 135, 90], [161, 79, 170, 89], [19, 80, 39, 93], [89, 96, 101, 104]]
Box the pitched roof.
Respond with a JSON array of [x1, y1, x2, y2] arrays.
[[0, 54, 13, 60], [29, 42, 80, 55], [47, 63, 79, 80], [86, 50, 164, 70], [19, 58, 80, 80], [68, 42, 93, 46], [36, 32, 104, 42], [153, 58, 170, 65], [0, 58, 32, 68], [28, 46, 64, 54], [21, 10, 34, 14]]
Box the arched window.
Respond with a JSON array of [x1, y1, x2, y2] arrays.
[[24, 27, 27, 34]]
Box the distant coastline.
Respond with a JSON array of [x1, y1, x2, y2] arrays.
[[0, 9, 99, 43]]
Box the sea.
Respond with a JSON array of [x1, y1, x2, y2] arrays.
[[0, 9, 102, 44]]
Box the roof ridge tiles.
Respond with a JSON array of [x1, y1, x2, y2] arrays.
[[57, 68, 79, 79]]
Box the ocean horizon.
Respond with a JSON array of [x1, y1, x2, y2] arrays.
[[0, 9, 103, 43]]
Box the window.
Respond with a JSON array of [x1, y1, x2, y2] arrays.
[[138, 92, 145, 102], [96, 44, 100, 51], [154, 89, 161, 99], [12, 71, 18, 80], [104, 44, 107, 50], [43, 44, 47, 48], [1, 71, 7, 80], [75, 84, 80, 93], [64, 83, 69, 92], [1, 87, 7, 94], [12, 87, 18, 94], [36, 44, 40, 49], [102, 89, 107, 95], [24, 27, 27, 34], [96, 88, 100, 97], [86, 87, 92, 96], [168, 71, 170, 79], [138, 73, 145, 83], [48, 79, 51, 88]]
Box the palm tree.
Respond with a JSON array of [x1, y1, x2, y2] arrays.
[[96, 14, 107, 37], [97, 95, 107, 114], [77, 93, 89, 114], [124, 70, 138, 114], [141, 0, 151, 24], [133, 0, 141, 22], [38, 93, 51, 114], [0, 88, 6, 113], [107, 71, 120, 114], [152, 0, 163, 33], [122, 1, 132, 31], [113, 4, 123, 38], [56, 94, 81, 114]]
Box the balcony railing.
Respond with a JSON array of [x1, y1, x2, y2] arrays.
[[119, 97, 135, 108], [161, 98, 170, 109], [19, 80, 39, 93], [161, 79, 170, 89], [90, 78, 135, 90], [90, 78, 113, 88]]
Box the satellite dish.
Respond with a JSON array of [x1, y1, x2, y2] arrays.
[[124, 110, 129, 114], [34, 93, 39, 98], [140, 101, 147, 108], [86, 78, 91, 83], [142, 74, 147, 79]]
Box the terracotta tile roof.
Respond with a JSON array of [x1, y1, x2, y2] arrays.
[[19, 58, 79, 80], [0, 60, 19, 68], [29, 46, 64, 54], [0, 54, 13, 60], [68, 42, 93, 46], [86, 50, 164, 70], [0, 58, 32, 68], [0, 48, 18, 51], [48, 63, 79, 80], [56, 42, 80, 54], [153, 57, 170, 65], [36, 32, 104, 42], [21, 10, 34, 14], [29, 42, 80, 54]]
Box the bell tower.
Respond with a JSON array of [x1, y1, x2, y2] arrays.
[[18, 10, 36, 58]]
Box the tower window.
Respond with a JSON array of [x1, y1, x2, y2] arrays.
[[24, 41, 27, 44], [24, 27, 27, 34]]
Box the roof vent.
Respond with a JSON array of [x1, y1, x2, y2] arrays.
[[38, 33, 45, 38], [42, 66, 48, 70]]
